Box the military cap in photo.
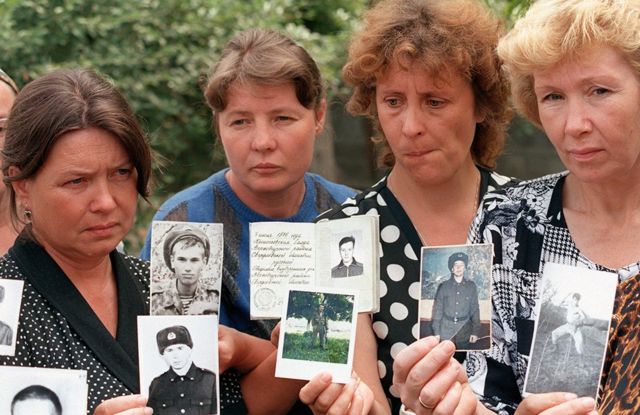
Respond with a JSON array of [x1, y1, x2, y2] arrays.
[[156, 325, 193, 354], [448, 252, 469, 270], [162, 225, 211, 271]]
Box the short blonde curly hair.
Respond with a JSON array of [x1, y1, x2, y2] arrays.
[[497, 0, 640, 128], [343, 0, 511, 169]]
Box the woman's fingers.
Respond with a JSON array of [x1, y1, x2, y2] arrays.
[[393, 336, 440, 385], [516, 393, 595, 415], [400, 340, 456, 406], [93, 395, 150, 415]]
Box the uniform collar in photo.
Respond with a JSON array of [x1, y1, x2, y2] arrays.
[[8, 234, 146, 392]]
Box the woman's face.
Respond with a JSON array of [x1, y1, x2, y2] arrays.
[[217, 81, 325, 201], [376, 62, 483, 185], [12, 128, 138, 261], [0, 82, 16, 195], [534, 46, 640, 184]]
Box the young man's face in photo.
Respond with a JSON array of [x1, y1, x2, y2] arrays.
[[12, 399, 59, 415], [162, 343, 193, 371], [339, 241, 354, 265], [171, 242, 206, 287], [451, 260, 466, 278]]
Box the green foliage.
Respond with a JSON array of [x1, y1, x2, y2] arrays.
[[282, 332, 349, 363], [0, 0, 365, 251], [287, 291, 354, 323]]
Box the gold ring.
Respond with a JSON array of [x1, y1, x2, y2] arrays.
[[418, 395, 436, 410]]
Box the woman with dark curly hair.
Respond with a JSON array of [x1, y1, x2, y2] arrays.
[[301, 0, 517, 414]]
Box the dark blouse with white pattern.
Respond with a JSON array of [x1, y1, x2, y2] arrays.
[[317, 167, 516, 413]]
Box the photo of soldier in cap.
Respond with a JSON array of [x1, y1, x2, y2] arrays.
[[419, 244, 492, 351], [0, 279, 23, 356], [138, 315, 219, 415], [150, 221, 222, 316]]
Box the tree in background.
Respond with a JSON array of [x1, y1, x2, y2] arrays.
[[0, 0, 535, 250]]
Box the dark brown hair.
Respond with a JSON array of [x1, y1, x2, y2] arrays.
[[203, 28, 325, 135], [343, 0, 511, 169], [2, 68, 153, 226]]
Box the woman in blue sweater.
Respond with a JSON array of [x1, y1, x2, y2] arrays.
[[141, 28, 355, 414]]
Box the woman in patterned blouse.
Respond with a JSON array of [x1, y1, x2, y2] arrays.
[[398, 0, 640, 414], [300, 0, 517, 414]]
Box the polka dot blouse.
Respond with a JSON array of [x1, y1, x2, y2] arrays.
[[0, 236, 246, 414], [316, 168, 516, 413]]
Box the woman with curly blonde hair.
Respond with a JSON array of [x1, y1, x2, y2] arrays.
[[302, 0, 516, 413]]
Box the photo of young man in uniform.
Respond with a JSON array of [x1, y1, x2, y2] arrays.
[[11, 385, 62, 415], [330, 236, 363, 278], [147, 325, 217, 414], [310, 303, 328, 350], [0, 285, 13, 346], [431, 252, 480, 349], [151, 226, 219, 315]]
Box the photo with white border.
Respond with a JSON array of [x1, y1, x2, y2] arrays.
[[276, 287, 358, 384], [138, 314, 219, 414], [149, 221, 223, 316], [0, 366, 87, 414], [0, 279, 24, 356], [523, 263, 617, 398]]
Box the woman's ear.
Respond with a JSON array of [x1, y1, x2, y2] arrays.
[[7, 166, 30, 207], [314, 99, 328, 136]]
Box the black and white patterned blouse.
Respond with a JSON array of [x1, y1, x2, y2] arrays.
[[317, 167, 516, 413], [0, 236, 246, 414], [466, 172, 640, 414]]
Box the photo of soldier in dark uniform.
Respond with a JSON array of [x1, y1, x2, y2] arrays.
[[311, 304, 328, 349], [0, 285, 13, 346], [148, 325, 217, 415], [330, 236, 364, 278], [431, 252, 480, 349], [152, 226, 219, 316]]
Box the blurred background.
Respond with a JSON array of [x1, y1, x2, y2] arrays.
[[0, 0, 563, 252]]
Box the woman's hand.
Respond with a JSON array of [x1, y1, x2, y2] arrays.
[[93, 395, 151, 415], [515, 393, 597, 415], [299, 372, 374, 415], [393, 337, 480, 415], [218, 324, 275, 374]]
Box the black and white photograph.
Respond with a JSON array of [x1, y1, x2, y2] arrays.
[[419, 244, 493, 351], [0, 279, 23, 356], [0, 366, 87, 415], [149, 221, 223, 316], [276, 287, 357, 384], [524, 263, 617, 398], [330, 232, 364, 279], [138, 314, 219, 415]]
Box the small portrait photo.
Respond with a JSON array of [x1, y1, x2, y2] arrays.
[[330, 232, 364, 279], [0, 279, 24, 356], [276, 287, 358, 384], [149, 221, 223, 316], [138, 314, 219, 415], [418, 243, 493, 351], [0, 366, 87, 414], [524, 263, 617, 399]]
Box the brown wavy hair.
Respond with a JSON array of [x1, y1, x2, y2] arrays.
[[343, 0, 511, 169], [203, 28, 325, 136], [2, 68, 153, 228]]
